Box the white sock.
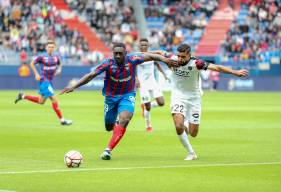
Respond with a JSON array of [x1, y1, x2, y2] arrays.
[[151, 101, 159, 108], [60, 118, 65, 122], [144, 109, 152, 128], [178, 131, 194, 154]]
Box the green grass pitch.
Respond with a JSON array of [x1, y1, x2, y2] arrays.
[[0, 90, 280, 192]]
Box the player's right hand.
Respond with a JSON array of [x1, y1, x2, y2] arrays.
[[166, 59, 179, 68], [35, 74, 41, 81], [60, 87, 74, 95]]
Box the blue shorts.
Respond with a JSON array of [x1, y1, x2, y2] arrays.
[[38, 81, 54, 99], [104, 92, 136, 124]]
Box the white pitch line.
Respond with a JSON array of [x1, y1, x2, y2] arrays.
[[0, 190, 16, 192], [0, 161, 280, 175]]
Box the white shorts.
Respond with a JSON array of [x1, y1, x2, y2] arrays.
[[170, 96, 201, 124], [139, 88, 163, 104]]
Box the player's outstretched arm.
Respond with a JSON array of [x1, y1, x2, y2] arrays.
[[142, 52, 178, 67], [148, 50, 168, 56], [208, 64, 249, 77], [60, 72, 97, 94]]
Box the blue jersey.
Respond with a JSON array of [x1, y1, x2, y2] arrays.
[[33, 52, 61, 82], [93, 53, 145, 97]]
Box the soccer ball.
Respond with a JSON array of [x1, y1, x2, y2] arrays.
[[64, 150, 83, 168]]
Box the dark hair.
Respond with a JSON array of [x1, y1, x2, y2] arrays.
[[113, 42, 126, 49], [177, 44, 191, 53], [139, 38, 149, 43]]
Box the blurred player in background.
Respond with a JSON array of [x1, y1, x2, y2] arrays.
[[14, 40, 72, 126], [136, 38, 169, 132], [60, 43, 177, 160], [154, 44, 248, 160]]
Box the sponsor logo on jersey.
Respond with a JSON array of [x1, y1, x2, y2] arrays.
[[174, 68, 190, 77], [43, 66, 57, 70], [110, 75, 131, 82]]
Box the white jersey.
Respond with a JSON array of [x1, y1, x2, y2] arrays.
[[137, 61, 158, 90], [170, 55, 209, 98]]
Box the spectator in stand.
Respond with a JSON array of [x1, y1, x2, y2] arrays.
[[0, 0, 92, 64], [222, 0, 280, 63], [145, 0, 218, 51], [66, 0, 138, 51]]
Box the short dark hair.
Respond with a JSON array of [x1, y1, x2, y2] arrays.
[[177, 44, 191, 53], [113, 43, 126, 50], [139, 38, 149, 43]]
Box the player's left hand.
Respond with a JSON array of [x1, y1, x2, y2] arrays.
[[60, 87, 74, 95], [235, 69, 249, 77]]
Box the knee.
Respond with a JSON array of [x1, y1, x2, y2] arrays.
[[175, 123, 184, 135], [39, 99, 45, 105], [119, 116, 131, 127], [145, 103, 151, 111]]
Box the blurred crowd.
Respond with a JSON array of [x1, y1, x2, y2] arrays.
[[1, 0, 279, 67], [65, 0, 138, 52], [221, 0, 281, 63], [144, 0, 218, 51], [0, 0, 92, 64]]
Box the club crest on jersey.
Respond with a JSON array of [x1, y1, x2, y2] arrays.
[[188, 66, 193, 71], [53, 57, 58, 62]]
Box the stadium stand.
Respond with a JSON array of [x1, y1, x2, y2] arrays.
[[64, 0, 138, 53], [143, 0, 218, 52], [220, 0, 281, 69], [0, 0, 280, 71]]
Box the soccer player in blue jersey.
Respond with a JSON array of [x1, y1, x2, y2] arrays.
[[14, 40, 72, 126], [60, 43, 177, 160]]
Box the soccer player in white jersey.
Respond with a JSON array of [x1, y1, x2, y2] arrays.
[[154, 44, 248, 160], [137, 38, 169, 132]]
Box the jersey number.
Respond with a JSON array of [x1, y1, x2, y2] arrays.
[[173, 104, 184, 113]]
